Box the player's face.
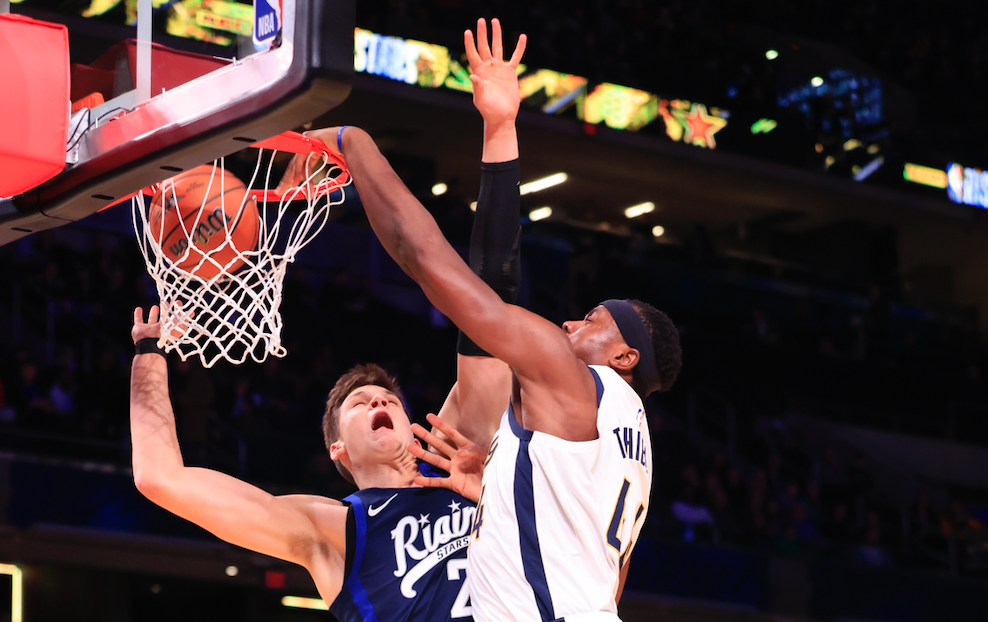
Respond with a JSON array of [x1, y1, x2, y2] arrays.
[[561, 306, 625, 364], [337, 384, 414, 468]]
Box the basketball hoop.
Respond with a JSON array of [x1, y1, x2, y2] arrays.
[[132, 131, 351, 367]]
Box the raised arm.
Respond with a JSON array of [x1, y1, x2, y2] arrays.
[[437, 19, 526, 448], [337, 126, 597, 441], [129, 307, 349, 598]]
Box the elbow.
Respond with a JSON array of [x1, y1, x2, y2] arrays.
[[133, 469, 170, 504]]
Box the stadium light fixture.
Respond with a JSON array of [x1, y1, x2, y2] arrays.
[[225, 566, 238, 577], [529, 206, 552, 221], [520, 173, 568, 195], [282, 596, 329, 611], [431, 182, 448, 196], [0, 564, 22, 622], [652, 226, 665, 238], [810, 76, 824, 87], [765, 49, 779, 60], [469, 201, 477, 211], [624, 202, 655, 219]]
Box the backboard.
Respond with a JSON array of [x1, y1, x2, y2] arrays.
[[0, 0, 354, 245]]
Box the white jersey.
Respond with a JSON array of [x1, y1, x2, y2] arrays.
[[467, 365, 652, 622]]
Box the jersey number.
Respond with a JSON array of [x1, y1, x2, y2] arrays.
[[471, 485, 486, 540], [606, 479, 645, 566], [446, 558, 472, 619]]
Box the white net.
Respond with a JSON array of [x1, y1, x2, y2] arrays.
[[132, 133, 351, 367]]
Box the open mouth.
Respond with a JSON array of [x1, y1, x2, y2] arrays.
[[371, 411, 394, 432]]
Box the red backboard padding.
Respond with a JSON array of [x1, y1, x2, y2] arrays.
[[70, 40, 229, 104], [0, 14, 70, 198]]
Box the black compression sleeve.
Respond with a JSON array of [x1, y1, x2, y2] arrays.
[[457, 158, 521, 357]]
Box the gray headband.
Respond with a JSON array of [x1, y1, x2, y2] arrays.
[[600, 299, 661, 395]]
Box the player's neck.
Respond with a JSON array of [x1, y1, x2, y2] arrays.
[[354, 451, 419, 489]]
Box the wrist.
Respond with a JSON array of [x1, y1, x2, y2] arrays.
[[481, 121, 519, 163], [135, 337, 166, 359]]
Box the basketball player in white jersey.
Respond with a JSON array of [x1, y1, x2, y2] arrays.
[[292, 20, 683, 621]]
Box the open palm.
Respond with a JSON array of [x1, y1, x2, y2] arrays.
[[408, 413, 486, 503], [465, 18, 527, 127]]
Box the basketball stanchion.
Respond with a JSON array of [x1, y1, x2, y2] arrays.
[[132, 131, 351, 367]]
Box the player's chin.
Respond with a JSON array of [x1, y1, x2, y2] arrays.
[[371, 428, 406, 452]]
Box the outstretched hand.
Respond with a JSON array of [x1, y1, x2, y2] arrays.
[[408, 413, 485, 504], [132, 302, 192, 347], [132, 305, 163, 344], [465, 18, 526, 127], [274, 127, 346, 197]]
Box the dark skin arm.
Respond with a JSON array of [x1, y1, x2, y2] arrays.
[[337, 127, 598, 441]]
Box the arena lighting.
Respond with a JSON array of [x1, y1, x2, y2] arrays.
[[810, 76, 824, 87], [519, 173, 568, 195], [652, 225, 665, 237], [0, 564, 22, 622], [282, 596, 329, 611], [528, 207, 553, 221], [469, 201, 477, 212], [853, 155, 885, 181], [765, 49, 779, 60], [903, 163, 947, 189], [624, 202, 655, 218], [843, 139, 862, 151], [750, 118, 777, 134], [225, 566, 238, 577], [431, 182, 448, 196]]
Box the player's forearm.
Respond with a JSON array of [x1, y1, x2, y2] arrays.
[[481, 120, 518, 163], [130, 354, 185, 494], [342, 128, 505, 318]]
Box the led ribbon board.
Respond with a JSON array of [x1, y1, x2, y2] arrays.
[[350, 28, 729, 148], [903, 163, 947, 189], [947, 163, 988, 209]]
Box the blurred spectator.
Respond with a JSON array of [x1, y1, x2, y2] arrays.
[[854, 526, 895, 567], [671, 486, 716, 544]]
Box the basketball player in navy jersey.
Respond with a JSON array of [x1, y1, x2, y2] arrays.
[[310, 25, 683, 622], [129, 20, 526, 622]]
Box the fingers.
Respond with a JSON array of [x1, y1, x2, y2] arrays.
[[464, 28, 481, 72], [148, 305, 160, 324], [476, 18, 491, 61], [413, 475, 452, 490], [491, 18, 503, 61], [425, 413, 472, 450], [408, 441, 451, 473], [411, 422, 457, 458], [134, 307, 143, 325], [509, 33, 527, 67], [275, 154, 304, 196]]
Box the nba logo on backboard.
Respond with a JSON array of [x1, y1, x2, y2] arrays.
[[253, 0, 282, 47]]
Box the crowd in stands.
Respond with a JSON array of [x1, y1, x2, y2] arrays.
[[2, 196, 988, 576]]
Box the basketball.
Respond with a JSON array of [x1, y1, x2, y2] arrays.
[[148, 165, 260, 280]]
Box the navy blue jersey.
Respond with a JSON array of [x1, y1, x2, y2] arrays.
[[330, 487, 477, 622]]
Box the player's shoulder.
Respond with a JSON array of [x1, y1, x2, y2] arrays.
[[588, 365, 644, 407]]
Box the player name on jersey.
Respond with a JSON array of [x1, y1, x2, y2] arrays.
[[612, 425, 649, 469]]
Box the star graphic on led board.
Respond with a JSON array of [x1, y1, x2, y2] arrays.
[[682, 103, 727, 149]]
